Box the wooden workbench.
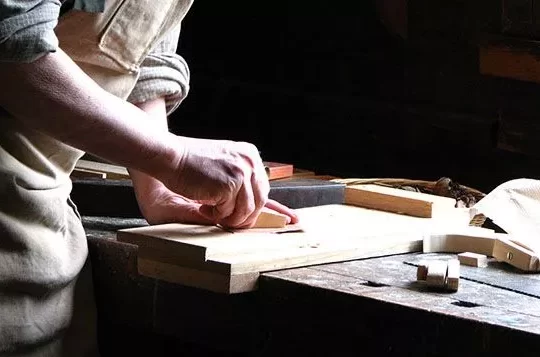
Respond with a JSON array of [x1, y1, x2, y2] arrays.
[[84, 216, 540, 357]]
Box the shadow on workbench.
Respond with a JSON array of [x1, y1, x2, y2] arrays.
[[88, 237, 269, 357]]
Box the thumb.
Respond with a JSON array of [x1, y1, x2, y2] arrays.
[[198, 204, 217, 223], [199, 199, 235, 222], [174, 202, 216, 225]]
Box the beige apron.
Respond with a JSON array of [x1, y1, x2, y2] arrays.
[[0, 0, 193, 355]]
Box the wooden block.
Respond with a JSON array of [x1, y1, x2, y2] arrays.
[[446, 259, 460, 292], [492, 237, 540, 271], [70, 167, 107, 179], [264, 162, 294, 180], [344, 184, 457, 218], [417, 264, 428, 281], [252, 207, 289, 228], [75, 159, 130, 180], [425, 260, 448, 288], [418, 259, 459, 292], [457, 252, 488, 267]]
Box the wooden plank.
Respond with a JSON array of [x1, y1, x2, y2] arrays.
[[344, 183, 464, 219], [75, 159, 130, 179], [70, 167, 107, 179], [119, 204, 438, 258], [121, 204, 465, 293], [138, 234, 423, 276]]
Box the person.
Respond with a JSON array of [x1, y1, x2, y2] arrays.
[[0, 0, 298, 355]]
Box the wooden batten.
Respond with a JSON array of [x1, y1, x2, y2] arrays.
[[344, 184, 458, 218], [75, 159, 130, 179]]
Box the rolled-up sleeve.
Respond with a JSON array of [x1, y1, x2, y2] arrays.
[[0, 0, 61, 62], [127, 23, 190, 115]]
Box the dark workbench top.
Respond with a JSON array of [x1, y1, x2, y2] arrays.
[[84, 216, 540, 357]]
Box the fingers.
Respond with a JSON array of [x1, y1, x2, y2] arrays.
[[265, 199, 299, 224], [217, 174, 255, 228], [176, 139, 273, 228], [228, 170, 270, 229], [214, 156, 270, 229]]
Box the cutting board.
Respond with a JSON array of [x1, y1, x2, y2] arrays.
[[117, 204, 471, 293]]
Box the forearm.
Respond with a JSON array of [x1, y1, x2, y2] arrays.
[[0, 49, 179, 178], [128, 98, 170, 200]]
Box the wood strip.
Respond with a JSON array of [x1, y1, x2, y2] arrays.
[[344, 184, 457, 218], [70, 167, 107, 179], [75, 159, 130, 179]]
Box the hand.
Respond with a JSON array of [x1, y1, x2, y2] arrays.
[[161, 137, 270, 229], [132, 174, 299, 227], [132, 176, 214, 225]]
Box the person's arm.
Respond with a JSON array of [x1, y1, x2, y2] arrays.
[[0, 49, 275, 228], [0, 49, 179, 180], [0, 2, 289, 228]]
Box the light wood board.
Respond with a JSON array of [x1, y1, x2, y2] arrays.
[[118, 204, 472, 293], [344, 184, 460, 218], [75, 159, 130, 179]]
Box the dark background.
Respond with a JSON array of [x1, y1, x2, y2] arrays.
[[168, 0, 540, 193]]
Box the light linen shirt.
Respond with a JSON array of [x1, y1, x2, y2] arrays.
[[0, 0, 190, 113]]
